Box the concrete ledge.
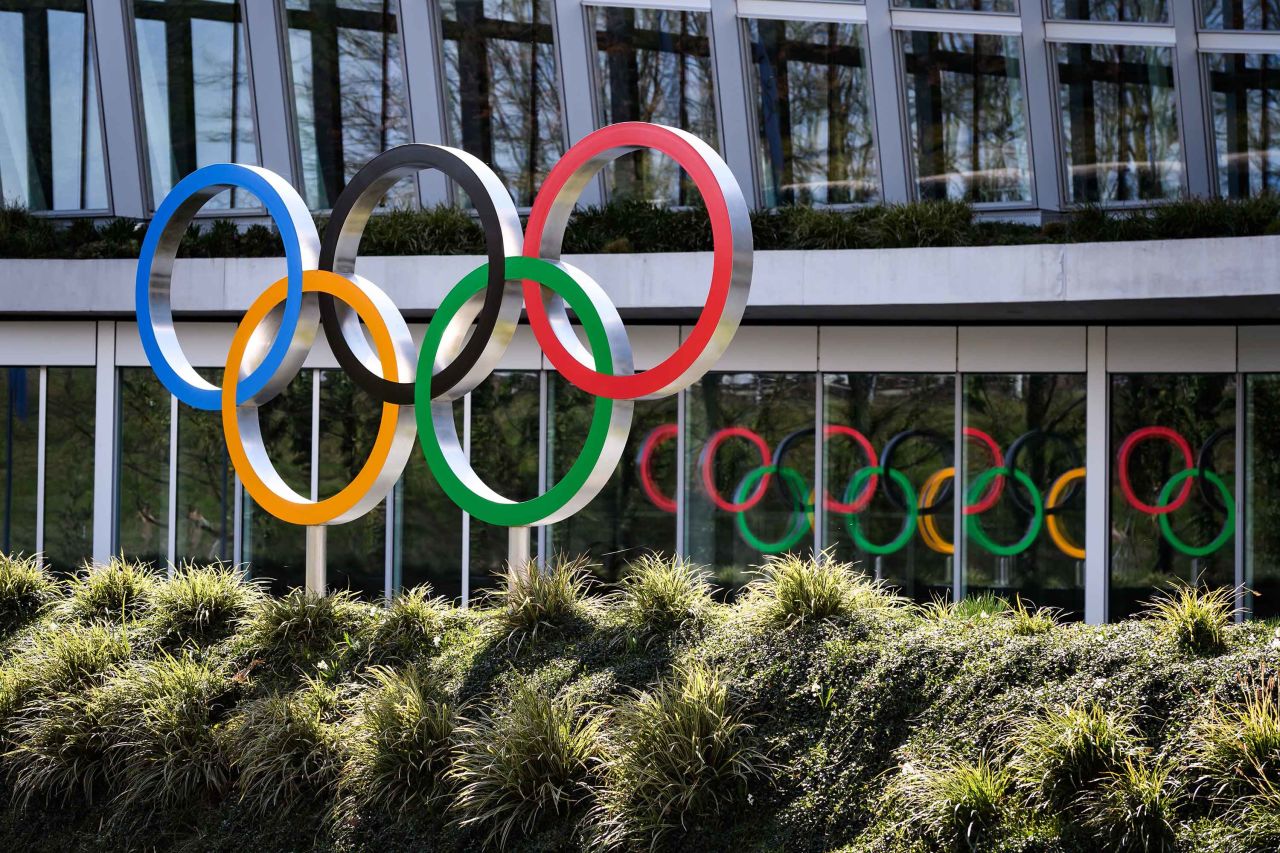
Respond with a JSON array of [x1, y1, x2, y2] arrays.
[[1, 236, 1277, 323]]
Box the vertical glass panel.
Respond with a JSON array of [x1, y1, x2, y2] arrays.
[[177, 368, 234, 568], [117, 369, 169, 567], [592, 7, 717, 204], [395, 452, 464, 601], [1047, 0, 1167, 21], [43, 368, 96, 572], [440, 0, 562, 207], [1054, 43, 1182, 204], [823, 374, 954, 604], [467, 371, 540, 598], [133, 0, 257, 209], [1247, 375, 1280, 619], [317, 369, 385, 599], [548, 377, 678, 583], [746, 19, 879, 206], [0, 2, 107, 211], [962, 374, 1087, 616], [1207, 53, 1280, 198], [1110, 375, 1236, 620], [0, 369, 38, 558], [1203, 0, 1280, 29], [286, 0, 411, 210], [241, 370, 311, 592], [687, 373, 816, 596], [894, 0, 1015, 10], [899, 31, 1031, 204]]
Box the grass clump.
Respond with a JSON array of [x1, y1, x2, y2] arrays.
[[594, 662, 766, 850], [63, 557, 158, 623], [1005, 595, 1063, 636], [339, 666, 457, 820], [745, 553, 901, 626], [4, 684, 123, 808], [1008, 701, 1138, 816], [0, 554, 57, 633], [241, 588, 373, 670], [365, 586, 450, 663], [151, 563, 263, 645], [885, 751, 1011, 851], [1193, 669, 1280, 801], [920, 591, 1009, 623], [449, 679, 602, 848], [1143, 582, 1236, 655], [1080, 757, 1183, 853], [0, 623, 133, 724], [614, 555, 712, 644], [491, 556, 595, 645]]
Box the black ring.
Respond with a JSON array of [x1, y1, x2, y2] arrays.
[[879, 429, 953, 514], [1005, 429, 1083, 516], [318, 144, 519, 404], [1196, 425, 1234, 515], [770, 427, 814, 504]]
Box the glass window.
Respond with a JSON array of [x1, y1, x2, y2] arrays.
[[117, 369, 170, 567], [1247, 375, 1280, 619], [592, 7, 717, 204], [823, 373, 954, 605], [1110, 374, 1236, 620], [133, 0, 257, 209], [43, 368, 95, 572], [899, 31, 1032, 204], [1054, 43, 1182, 204], [177, 369, 236, 569], [548, 377, 678, 583], [687, 372, 816, 596], [1203, 0, 1280, 29], [894, 0, 1015, 10], [440, 0, 562, 208], [746, 19, 879, 206], [0, 369, 38, 558], [1206, 52, 1280, 198], [1048, 0, 1167, 22], [0, 1, 107, 211], [394, 452, 464, 601], [286, 0, 411, 210], [963, 374, 1087, 617]]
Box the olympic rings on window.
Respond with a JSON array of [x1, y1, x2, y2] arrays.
[[1045, 468, 1086, 560], [699, 427, 772, 512], [964, 466, 1044, 557], [637, 425, 678, 513], [845, 467, 917, 555], [917, 467, 955, 555], [1157, 469, 1235, 557], [1117, 426, 1194, 515], [734, 466, 811, 553]]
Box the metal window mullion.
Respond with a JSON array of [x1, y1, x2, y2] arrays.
[[461, 391, 472, 607], [34, 368, 47, 566], [552, 0, 605, 207], [242, 0, 299, 184], [310, 369, 320, 502], [91, 321, 118, 564], [384, 487, 395, 605], [1174, 2, 1213, 196], [537, 371, 549, 569], [676, 387, 687, 557], [1019, 0, 1061, 212], [953, 367, 964, 602], [167, 392, 177, 571], [814, 367, 825, 555], [1236, 366, 1246, 620], [1084, 326, 1109, 624], [398, 0, 451, 205], [709, 0, 759, 207], [89, 0, 148, 216], [232, 474, 244, 569], [863, 0, 911, 203]]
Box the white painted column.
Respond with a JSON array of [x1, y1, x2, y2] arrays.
[[91, 321, 118, 564]]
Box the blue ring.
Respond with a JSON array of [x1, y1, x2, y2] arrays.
[[135, 163, 311, 410]]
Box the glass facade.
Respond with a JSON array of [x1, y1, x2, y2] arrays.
[[1203, 0, 1280, 29], [1207, 52, 1280, 198], [0, 369, 38, 559], [1246, 375, 1280, 620], [1048, 0, 1168, 22], [117, 370, 169, 567]]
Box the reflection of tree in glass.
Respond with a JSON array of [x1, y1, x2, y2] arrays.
[[117, 369, 169, 566], [1050, 0, 1168, 22], [43, 368, 96, 572], [468, 372, 540, 581], [1202, 0, 1280, 28]]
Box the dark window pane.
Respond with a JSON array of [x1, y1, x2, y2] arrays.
[[0, 2, 107, 211], [895, 0, 1015, 10], [177, 368, 235, 568], [900, 31, 1031, 203], [43, 368, 95, 573], [1247, 375, 1280, 619], [394, 451, 464, 602], [1054, 43, 1182, 204], [747, 18, 879, 206], [117, 369, 169, 567], [441, 0, 563, 207], [1202, 0, 1280, 29], [1047, 0, 1167, 21], [1207, 52, 1280, 198], [0, 369, 38, 558]]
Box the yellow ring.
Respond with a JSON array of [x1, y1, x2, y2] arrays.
[[917, 466, 954, 555], [1045, 467, 1086, 560], [223, 270, 403, 526]]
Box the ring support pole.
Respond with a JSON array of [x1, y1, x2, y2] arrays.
[[508, 526, 531, 588], [306, 525, 327, 596]]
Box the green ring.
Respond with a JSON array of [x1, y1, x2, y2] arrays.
[[415, 256, 617, 526], [1157, 468, 1235, 557], [844, 466, 917, 556], [964, 466, 1043, 557], [734, 465, 811, 553]]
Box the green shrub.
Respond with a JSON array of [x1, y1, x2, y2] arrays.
[[1193, 670, 1280, 801], [151, 564, 263, 645], [63, 558, 158, 623], [241, 588, 373, 670], [491, 556, 595, 646], [1081, 757, 1183, 853], [0, 623, 133, 725], [885, 752, 1011, 851], [1009, 701, 1138, 816], [4, 683, 123, 808], [365, 586, 450, 663], [594, 662, 766, 850], [339, 666, 457, 820], [1143, 582, 1236, 655], [744, 554, 902, 626], [449, 679, 602, 848], [224, 680, 346, 816], [919, 592, 1009, 623], [1005, 595, 1063, 636], [614, 554, 712, 643], [0, 554, 57, 633]]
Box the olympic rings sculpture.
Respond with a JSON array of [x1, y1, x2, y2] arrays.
[[135, 123, 752, 531]]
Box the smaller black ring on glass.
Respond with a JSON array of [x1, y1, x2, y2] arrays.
[[1005, 429, 1083, 516], [1196, 425, 1234, 515], [769, 427, 814, 505], [879, 428, 953, 513]]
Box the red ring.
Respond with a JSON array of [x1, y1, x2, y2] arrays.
[[825, 426, 879, 514], [700, 427, 771, 512], [523, 123, 742, 400], [638, 424, 678, 513], [1118, 426, 1194, 515], [962, 427, 1005, 516]]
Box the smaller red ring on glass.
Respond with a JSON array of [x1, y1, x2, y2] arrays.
[[699, 427, 771, 512], [638, 424, 678, 513], [1117, 426, 1194, 515]]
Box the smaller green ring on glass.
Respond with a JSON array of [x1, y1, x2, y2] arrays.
[[964, 466, 1043, 557], [733, 465, 811, 553], [415, 256, 634, 527], [844, 466, 916, 556], [1157, 468, 1235, 558]]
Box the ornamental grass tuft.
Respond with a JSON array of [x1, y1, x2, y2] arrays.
[[150, 563, 263, 645], [1005, 595, 1063, 636], [365, 586, 450, 664], [884, 751, 1011, 851], [0, 554, 57, 634], [0, 623, 133, 726], [744, 553, 903, 626], [614, 554, 713, 644], [1080, 756, 1183, 853], [63, 557, 158, 623], [240, 588, 374, 670], [1143, 582, 1237, 655], [491, 555, 595, 645], [1193, 668, 1280, 802]]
